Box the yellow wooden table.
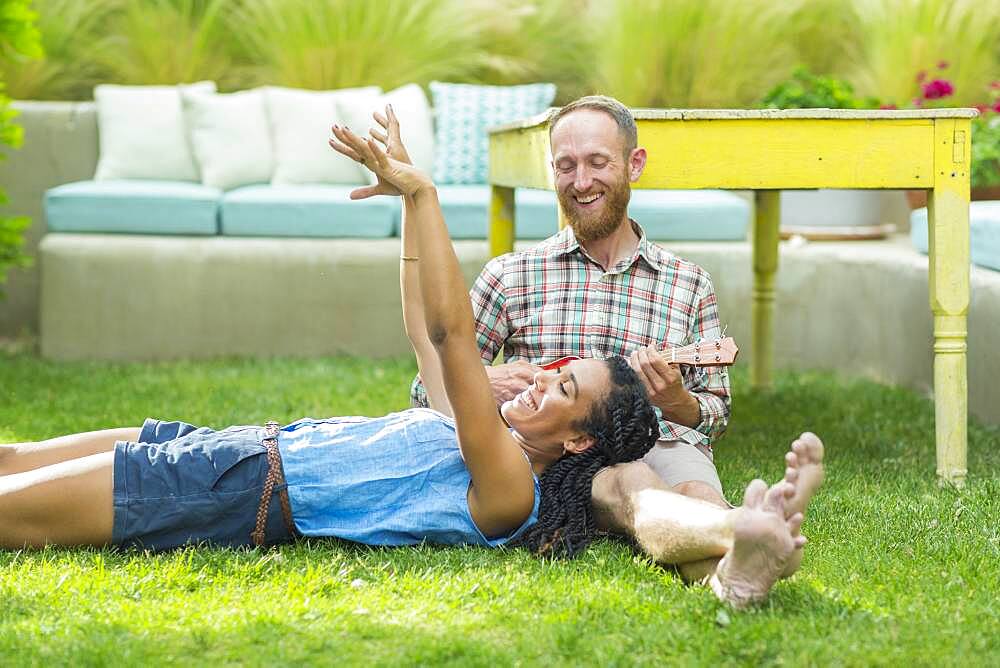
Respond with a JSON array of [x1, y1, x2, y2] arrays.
[[487, 108, 976, 486]]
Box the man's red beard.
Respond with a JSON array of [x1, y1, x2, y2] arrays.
[[557, 176, 631, 243]]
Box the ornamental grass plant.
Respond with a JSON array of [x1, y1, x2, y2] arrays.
[[96, 0, 240, 90], [462, 0, 592, 103], [589, 0, 804, 108], [4, 0, 999, 112], [228, 0, 489, 91]]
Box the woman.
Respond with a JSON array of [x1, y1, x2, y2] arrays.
[[0, 107, 659, 558]]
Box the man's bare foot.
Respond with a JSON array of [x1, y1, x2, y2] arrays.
[[708, 479, 805, 609], [782, 432, 825, 518]]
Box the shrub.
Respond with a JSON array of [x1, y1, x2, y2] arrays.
[[0, 0, 42, 298], [0, 0, 117, 101], [971, 84, 1000, 189], [972, 115, 1000, 188], [761, 67, 879, 109]]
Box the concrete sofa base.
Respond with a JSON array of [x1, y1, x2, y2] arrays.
[[40, 233, 1000, 425]]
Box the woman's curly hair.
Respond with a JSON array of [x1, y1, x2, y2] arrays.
[[508, 356, 659, 558]]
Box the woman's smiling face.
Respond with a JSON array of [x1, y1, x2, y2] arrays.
[[500, 358, 610, 454]]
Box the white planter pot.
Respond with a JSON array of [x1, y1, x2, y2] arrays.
[[779, 189, 898, 239]]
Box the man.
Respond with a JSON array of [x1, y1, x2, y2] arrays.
[[412, 95, 821, 585]]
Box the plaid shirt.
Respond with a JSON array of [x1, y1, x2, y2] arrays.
[[411, 221, 731, 447]]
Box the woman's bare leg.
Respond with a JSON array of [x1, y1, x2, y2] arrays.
[[0, 428, 140, 476], [0, 451, 114, 548]]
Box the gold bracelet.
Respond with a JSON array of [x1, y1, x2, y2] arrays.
[[400, 255, 419, 261]]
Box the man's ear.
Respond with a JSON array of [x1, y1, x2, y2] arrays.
[[563, 434, 596, 455], [628, 147, 647, 183]]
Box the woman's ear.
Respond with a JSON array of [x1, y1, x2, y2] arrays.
[[562, 434, 596, 455]]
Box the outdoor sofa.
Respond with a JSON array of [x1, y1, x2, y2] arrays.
[[30, 80, 750, 360]]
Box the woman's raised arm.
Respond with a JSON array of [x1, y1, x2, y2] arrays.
[[329, 120, 535, 537], [351, 108, 452, 416]]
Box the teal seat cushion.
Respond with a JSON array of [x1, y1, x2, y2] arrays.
[[911, 201, 1000, 271], [221, 185, 396, 238], [433, 186, 750, 240], [629, 190, 750, 240], [44, 180, 220, 235], [435, 185, 558, 239]]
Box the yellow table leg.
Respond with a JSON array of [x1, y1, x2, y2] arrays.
[[751, 190, 781, 389], [489, 185, 516, 258], [928, 120, 971, 486]]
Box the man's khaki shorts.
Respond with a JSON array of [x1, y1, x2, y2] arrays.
[[642, 438, 724, 497]]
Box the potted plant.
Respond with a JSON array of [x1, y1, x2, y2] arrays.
[[760, 68, 897, 239], [886, 65, 1000, 209]]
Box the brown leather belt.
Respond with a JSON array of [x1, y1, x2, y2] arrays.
[[251, 421, 297, 547]]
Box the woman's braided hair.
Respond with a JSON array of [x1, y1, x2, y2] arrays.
[[508, 356, 659, 558]]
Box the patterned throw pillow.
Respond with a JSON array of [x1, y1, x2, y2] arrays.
[[430, 82, 556, 185]]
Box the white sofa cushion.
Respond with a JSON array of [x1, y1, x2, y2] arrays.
[[264, 85, 381, 185], [338, 84, 436, 185], [94, 81, 216, 182], [182, 88, 273, 190]]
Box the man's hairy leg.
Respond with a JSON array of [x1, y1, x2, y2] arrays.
[[669, 481, 729, 582], [591, 462, 735, 567], [592, 461, 805, 608], [641, 442, 731, 582]]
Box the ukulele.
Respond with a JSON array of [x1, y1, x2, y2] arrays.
[[539, 337, 740, 370]]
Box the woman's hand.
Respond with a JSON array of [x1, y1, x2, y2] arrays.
[[370, 104, 413, 166], [328, 106, 429, 199]]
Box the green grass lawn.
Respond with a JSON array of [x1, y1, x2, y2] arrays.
[[2, 353, 999, 666]]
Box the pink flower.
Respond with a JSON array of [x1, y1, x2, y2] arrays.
[[921, 79, 954, 100], [912, 97, 924, 107], [991, 81, 1000, 89], [879, 103, 898, 110], [937, 60, 949, 70], [916, 70, 927, 83], [992, 100, 1000, 114], [974, 104, 988, 114]]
